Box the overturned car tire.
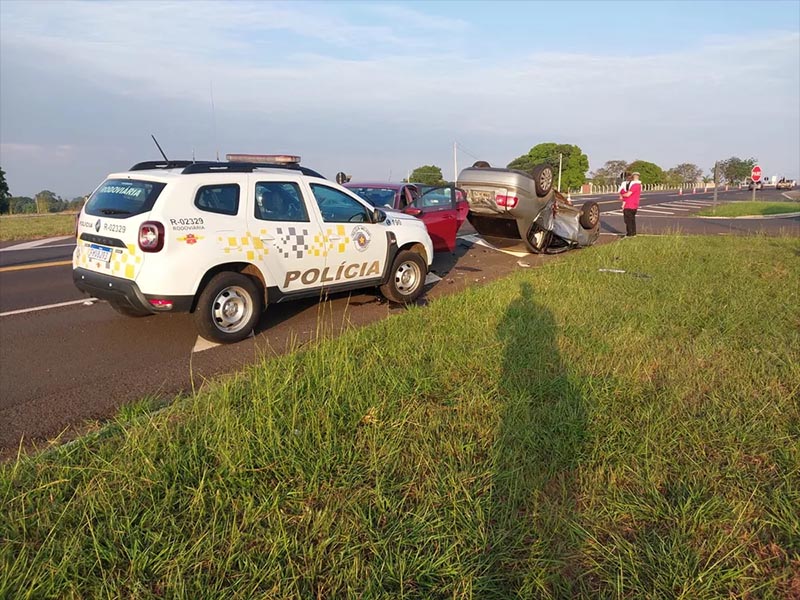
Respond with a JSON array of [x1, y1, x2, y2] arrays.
[[531, 164, 554, 197], [580, 201, 600, 229]]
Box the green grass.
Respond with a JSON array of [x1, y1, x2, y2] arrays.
[[2, 236, 799, 599], [0, 213, 76, 241], [696, 201, 800, 217]]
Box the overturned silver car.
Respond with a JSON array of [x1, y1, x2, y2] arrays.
[[458, 163, 600, 253]]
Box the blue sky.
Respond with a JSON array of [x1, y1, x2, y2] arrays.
[[1, 0, 798, 197]]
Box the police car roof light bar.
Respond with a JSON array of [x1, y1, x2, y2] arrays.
[[226, 153, 301, 164]]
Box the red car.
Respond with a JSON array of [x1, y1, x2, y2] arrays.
[[345, 182, 468, 252]]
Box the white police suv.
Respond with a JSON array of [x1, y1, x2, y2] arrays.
[[73, 155, 434, 343]]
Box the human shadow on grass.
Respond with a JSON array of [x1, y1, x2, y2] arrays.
[[482, 281, 588, 597]]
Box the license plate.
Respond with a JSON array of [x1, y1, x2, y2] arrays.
[[472, 190, 494, 203], [88, 243, 112, 263]]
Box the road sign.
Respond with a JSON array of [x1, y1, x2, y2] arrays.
[[751, 165, 762, 183]]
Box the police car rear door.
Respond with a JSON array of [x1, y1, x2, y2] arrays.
[[247, 177, 325, 294]]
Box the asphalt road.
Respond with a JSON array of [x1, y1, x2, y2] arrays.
[[1, 188, 798, 455]]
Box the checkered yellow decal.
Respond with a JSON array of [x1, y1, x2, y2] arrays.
[[311, 226, 351, 257], [217, 226, 352, 260], [75, 242, 142, 280], [218, 231, 269, 263]]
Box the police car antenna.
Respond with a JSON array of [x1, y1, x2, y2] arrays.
[[151, 134, 169, 162], [210, 80, 219, 161]]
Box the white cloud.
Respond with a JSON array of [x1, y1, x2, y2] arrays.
[[1, 1, 798, 195]]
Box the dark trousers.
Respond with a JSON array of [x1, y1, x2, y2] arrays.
[[623, 208, 637, 236]]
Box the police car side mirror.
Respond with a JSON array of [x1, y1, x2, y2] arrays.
[[372, 208, 386, 223]]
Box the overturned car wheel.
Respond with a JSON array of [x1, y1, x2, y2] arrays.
[[580, 201, 600, 229], [531, 164, 554, 196]]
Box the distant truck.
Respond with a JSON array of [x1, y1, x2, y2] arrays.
[[776, 178, 795, 190]]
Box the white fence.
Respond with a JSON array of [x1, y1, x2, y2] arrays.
[[566, 182, 728, 195]]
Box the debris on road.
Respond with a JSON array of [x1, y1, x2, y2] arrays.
[[598, 268, 652, 279]]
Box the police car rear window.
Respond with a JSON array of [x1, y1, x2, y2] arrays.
[[195, 184, 240, 216], [85, 179, 166, 218]]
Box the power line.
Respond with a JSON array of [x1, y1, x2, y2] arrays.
[[455, 141, 482, 161]]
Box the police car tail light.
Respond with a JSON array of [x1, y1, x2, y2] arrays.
[[495, 194, 518, 208], [148, 298, 173, 309], [139, 221, 164, 252]]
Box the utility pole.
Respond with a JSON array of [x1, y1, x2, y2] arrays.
[[713, 161, 718, 208], [557, 153, 563, 192], [453, 142, 458, 184]]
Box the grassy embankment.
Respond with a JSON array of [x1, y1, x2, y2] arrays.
[[697, 201, 800, 218], [0, 213, 76, 242], [2, 236, 799, 599]]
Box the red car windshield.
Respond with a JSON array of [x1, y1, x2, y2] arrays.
[[347, 187, 397, 208]]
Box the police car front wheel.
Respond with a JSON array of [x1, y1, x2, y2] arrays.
[[380, 250, 426, 305], [194, 272, 262, 344]]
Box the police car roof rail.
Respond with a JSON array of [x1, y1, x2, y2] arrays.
[[130, 160, 196, 171], [129, 160, 325, 178], [180, 161, 325, 178]]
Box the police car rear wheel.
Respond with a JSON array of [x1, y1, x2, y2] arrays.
[[380, 250, 426, 304], [195, 272, 262, 344]]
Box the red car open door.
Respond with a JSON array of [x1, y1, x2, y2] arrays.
[[403, 186, 466, 252]]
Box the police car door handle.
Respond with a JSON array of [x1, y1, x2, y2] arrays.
[[260, 235, 276, 242], [328, 235, 342, 241]]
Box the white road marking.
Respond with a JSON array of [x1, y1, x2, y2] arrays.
[[192, 330, 254, 353], [0, 236, 73, 252], [0, 297, 99, 317], [671, 200, 712, 206], [192, 336, 221, 353], [458, 233, 530, 257], [425, 272, 442, 285], [656, 205, 690, 210], [636, 208, 675, 214]]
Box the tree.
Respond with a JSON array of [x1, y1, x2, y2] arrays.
[[8, 197, 35, 214], [627, 160, 665, 185], [590, 159, 628, 186], [409, 165, 446, 186], [718, 156, 757, 184], [48, 196, 67, 213], [0, 166, 9, 214], [34, 190, 58, 213], [68, 196, 87, 211], [507, 142, 589, 191], [664, 168, 683, 188], [671, 163, 703, 184]]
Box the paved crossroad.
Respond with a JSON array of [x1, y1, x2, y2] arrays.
[[606, 198, 717, 216]]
